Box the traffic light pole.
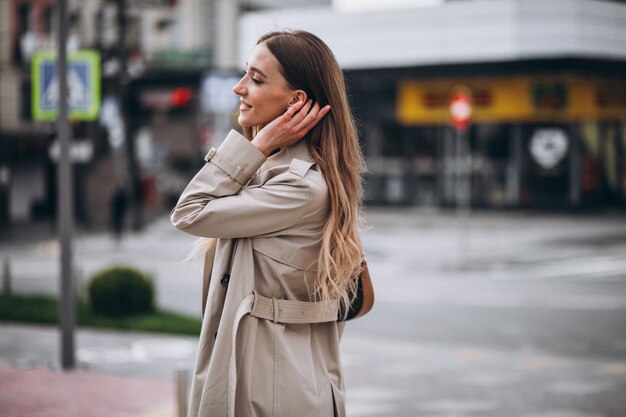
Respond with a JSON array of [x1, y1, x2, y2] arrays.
[[56, 0, 76, 370], [455, 128, 471, 259], [449, 87, 472, 260]]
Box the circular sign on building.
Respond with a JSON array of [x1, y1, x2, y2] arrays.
[[449, 86, 472, 133], [529, 128, 569, 170]]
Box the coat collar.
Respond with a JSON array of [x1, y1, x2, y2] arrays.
[[260, 139, 314, 174]]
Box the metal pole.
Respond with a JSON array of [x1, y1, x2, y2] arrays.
[[2, 257, 11, 296], [456, 129, 470, 259], [215, 0, 238, 70], [615, 121, 625, 204], [211, 0, 239, 147], [463, 130, 472, 214], [569, 124, 581, 207], [507, 125, 522, 206], [455, 129, 461, 209], [57, 0, 75, 370], [176, 369, 189, 417]]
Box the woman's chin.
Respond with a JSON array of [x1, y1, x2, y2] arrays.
[[238, 114, 260, 128], [237, 117, 252, 128], [238, 117, 270, 130]]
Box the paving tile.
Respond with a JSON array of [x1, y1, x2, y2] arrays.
[[0, 365, 174, 417]]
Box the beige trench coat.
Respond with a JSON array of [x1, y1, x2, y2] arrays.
[[171, 130, 346, 417]]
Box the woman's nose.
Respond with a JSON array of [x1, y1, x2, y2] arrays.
[[233, 79, 246, 96]]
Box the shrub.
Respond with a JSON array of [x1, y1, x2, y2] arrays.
[[87, 266, 155, 316]]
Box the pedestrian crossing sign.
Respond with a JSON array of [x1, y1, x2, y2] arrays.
[[32, 50, 101, 121]]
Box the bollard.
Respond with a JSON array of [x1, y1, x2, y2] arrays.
[[176, 369, 189, 417], [2, 257, 11, 296]]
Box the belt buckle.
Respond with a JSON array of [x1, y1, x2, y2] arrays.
[[272, 299, 279, 324]]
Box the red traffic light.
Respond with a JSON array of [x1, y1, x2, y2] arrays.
[[449, 86, 472, 132], [169, 87, 192, 107]]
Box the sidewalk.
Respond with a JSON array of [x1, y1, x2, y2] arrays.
[[0, 365, 175, 417], [0, 323, 196, 417]]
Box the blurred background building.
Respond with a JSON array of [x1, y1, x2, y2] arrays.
[[240, 0, 626, 208], [1, 0, 239, 231], [1, 0, 625, 232]]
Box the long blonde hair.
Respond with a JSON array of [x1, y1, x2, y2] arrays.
[[250, 30, 365, 308]]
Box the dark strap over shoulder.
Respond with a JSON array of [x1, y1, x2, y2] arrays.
[[339, 261, 375, 321]]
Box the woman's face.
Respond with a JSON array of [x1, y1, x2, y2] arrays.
[[233, 43, 297, 128]]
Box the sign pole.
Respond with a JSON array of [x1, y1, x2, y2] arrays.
[[456, 129, 471, 252], [57, 0, 76, 370], [449, 86, 472, 260], [210, 0, 239, 152], [455, 128, 469, 256]]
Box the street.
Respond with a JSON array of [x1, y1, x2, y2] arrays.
[[1, 209, 626, 416]]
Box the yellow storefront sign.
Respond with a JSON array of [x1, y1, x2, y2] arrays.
[[397, 76, 626, 125]]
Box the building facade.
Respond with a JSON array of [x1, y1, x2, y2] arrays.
[[239, 0, 626, 208], [0, 0, 232, 231], [2, 0, 624, 234]]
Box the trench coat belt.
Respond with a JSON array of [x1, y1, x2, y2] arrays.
[[227, 292, 339, 417], [250, 292, 339, 324]]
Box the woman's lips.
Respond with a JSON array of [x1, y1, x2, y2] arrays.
[[240, 102, 252, 111]]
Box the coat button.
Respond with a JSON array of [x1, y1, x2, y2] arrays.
[[204, 148, 217, 162], [220, 273, 230, 287]]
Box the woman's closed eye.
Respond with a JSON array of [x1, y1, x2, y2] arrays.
[[242, 69, 262, 85]]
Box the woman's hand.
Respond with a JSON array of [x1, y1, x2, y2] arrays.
[[251, 100, 331, 157]]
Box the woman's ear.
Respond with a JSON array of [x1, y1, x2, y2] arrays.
[[288, 90, 308, 107]]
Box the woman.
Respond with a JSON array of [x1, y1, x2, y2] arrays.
[[171, 30, 365, 417]]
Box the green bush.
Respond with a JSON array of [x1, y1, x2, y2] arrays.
[[0, 294, 58, 324], [0, 294, 201, 335], [87, 266, 155, 316]]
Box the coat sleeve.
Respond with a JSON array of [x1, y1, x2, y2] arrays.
[[170, 130, 313, 239]]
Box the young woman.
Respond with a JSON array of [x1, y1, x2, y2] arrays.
[[171, 30, 365, 417]]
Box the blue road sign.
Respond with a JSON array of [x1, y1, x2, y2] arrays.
[[32, 50, 101, 121]]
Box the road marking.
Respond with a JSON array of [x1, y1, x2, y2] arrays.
[[77, 338, 196, 364], [453, 349, 492, 361], [597, 363, 626, 375], [460, 372, 522, 386], [519, 356, 568, 369]]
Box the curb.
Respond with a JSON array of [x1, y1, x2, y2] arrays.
[[133, 402, 177, 417]]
